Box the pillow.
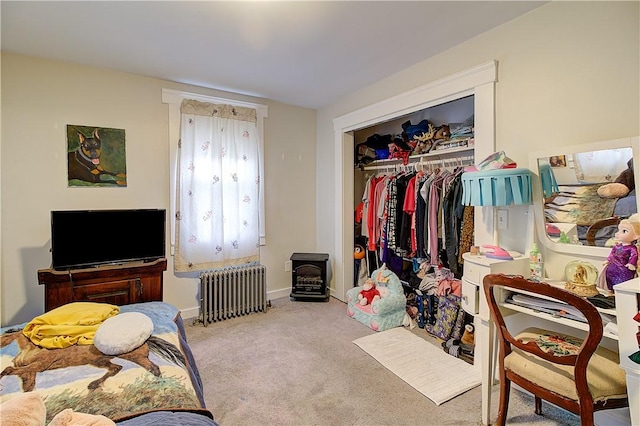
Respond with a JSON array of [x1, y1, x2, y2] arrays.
[[93, 312, 153, 356], [597, 182, 629, 199], [0, 392, 46, 426]]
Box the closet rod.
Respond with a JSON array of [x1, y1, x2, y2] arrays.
[[416, 155, 475, 169], [360, 154, 474, 172]]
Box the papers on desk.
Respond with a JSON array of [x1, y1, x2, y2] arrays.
[[604, 322, 618, 336], [506, 293, 616, 328]]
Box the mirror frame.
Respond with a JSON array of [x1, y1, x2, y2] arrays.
[[529, 136, 640, 258]]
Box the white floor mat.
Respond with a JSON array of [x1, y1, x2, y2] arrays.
[[353, 327, 481, 405]]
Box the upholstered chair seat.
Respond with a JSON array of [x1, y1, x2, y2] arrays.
[[505, 328, 627, 402]]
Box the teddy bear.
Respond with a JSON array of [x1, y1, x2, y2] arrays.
[[598, 158, 634, 199], [358, 278, 381, 306], [433, 124, 450, 142]]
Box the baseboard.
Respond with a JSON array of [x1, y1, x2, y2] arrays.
[[268, 287, 291, 301], [181, 306, 200, 320], [179, 286, 292, 320]]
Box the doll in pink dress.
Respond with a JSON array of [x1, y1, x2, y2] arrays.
[[602, 216, 640, 291]]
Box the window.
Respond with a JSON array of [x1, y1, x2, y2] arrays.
[[162, 89, 268, 270]]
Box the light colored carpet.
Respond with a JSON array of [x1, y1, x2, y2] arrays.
[[353, 327, 481, 405], [185, 296, 580, 425]]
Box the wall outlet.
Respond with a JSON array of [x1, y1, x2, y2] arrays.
[[284, 260, 292, 272], [497, 209, 508, 230]]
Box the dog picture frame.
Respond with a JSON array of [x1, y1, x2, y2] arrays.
[[66, 125, 127, 187]]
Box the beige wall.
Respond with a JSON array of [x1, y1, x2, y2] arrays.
[[2, 1, 639, 325], [0, 53, 317, 325], [316, 2, 639, 287]]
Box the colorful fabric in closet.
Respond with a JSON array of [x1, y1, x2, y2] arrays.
[[358, 165, 472, 277]]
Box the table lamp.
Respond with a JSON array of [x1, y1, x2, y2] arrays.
[[461, 167, 532, 259], [538, 162, 559, 199]]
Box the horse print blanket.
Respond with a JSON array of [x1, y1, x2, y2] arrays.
[[544, 183, 618, 226], [1, 302, 213, 424]]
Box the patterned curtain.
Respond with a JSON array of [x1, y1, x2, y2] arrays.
[[175, 99, 260, 271], [573, 147, 632, 183]]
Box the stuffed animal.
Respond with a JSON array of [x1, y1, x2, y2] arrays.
[[358, 278, 381, 306], [433, 124, 450, 142], [600, 214, 640, 292], [410, 123, 436, 154], [412, 139, 432, 155], [598, 158, 635, 199], [461, 323, 475, 346]]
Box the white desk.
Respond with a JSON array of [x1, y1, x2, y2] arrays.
[[461, 253, 529, 426]]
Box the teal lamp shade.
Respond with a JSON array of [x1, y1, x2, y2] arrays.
[[538, 162, 559, 198], [461, 168, 532, 206]]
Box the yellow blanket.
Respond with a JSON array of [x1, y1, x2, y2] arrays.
[[23, 302, 119, 348]]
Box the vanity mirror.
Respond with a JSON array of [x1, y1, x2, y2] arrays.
[[530, 136, 640, 258]]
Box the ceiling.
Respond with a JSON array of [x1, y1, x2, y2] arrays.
[[1, 1, 546, 109]]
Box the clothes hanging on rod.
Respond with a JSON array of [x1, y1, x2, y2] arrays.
[[357, 156, 474, 278]]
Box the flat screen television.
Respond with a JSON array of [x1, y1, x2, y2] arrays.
[[50, 209, 166, 270]]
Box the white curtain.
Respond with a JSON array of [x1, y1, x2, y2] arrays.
[[175, 99, 260, 272], [573, 147, 632, 183]]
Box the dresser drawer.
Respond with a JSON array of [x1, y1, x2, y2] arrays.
[[461, 279, 479, 315], [463, 260, 483, 284]]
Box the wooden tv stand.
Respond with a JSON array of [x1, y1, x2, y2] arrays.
[[38, 258, 167, 311]]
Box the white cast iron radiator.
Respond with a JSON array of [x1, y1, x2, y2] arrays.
[[199, 263, 267, 325]]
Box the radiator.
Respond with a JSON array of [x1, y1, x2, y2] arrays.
[[200, 263, 267, 325]]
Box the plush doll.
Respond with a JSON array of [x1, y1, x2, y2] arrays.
[[358, 278, 381, 306], [412, 139, 432, 155], [461, 323, 475, 346], [598, 158, 635, 199], [600, 214, 640, 291], [433, 124, 450, 142], [408, 123, 435, 154]]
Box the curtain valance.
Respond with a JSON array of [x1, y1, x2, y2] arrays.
[[180, 99, 257, 123]]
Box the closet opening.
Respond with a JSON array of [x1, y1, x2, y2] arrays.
[[333, 61, 498, 304], [353, 95, 475, 285]]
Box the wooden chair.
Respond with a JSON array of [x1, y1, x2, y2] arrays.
[[586, 216, 620, 246], [483, 274, 628, 426]]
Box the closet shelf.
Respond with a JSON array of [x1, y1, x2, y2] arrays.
[[357, 145, 474, 171]]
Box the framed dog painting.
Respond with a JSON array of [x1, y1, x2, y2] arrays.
[[66, 125, 127, 187]]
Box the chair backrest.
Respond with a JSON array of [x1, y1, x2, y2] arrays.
[[371, 267, 403, 294], [586, 216, 620, 246], [483, 274, 603, 389]]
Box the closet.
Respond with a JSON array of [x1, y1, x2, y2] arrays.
[[333, 62, 498, 424], [353, 95, 475, 282], [333, 60, 497, 305]]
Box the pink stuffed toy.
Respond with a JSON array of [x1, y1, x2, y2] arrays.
[[358, 278, 381, 306]]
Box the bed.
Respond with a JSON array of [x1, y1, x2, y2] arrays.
[[544, 184, 637, 245], [0, 301, 217, 426]]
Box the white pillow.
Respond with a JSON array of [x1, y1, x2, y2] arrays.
[[94, 312, 154, 355]]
